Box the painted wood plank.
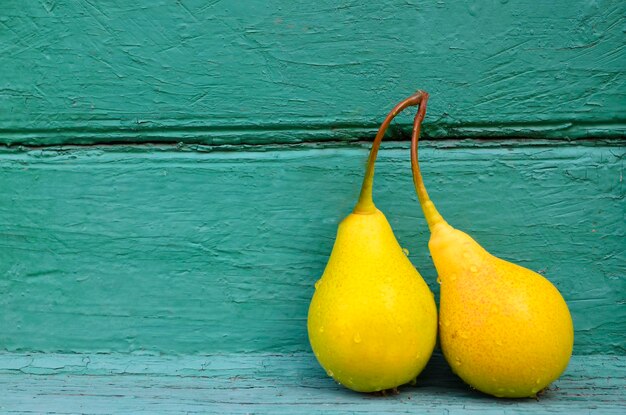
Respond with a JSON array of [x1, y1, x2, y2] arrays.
[[1, 1, 624, 145], [0, 141, 624, 354], [0, 353, 624, 414]]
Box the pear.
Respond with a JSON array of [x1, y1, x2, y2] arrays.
[[307, 92, 438, 393], [409, 92, 574, 398]]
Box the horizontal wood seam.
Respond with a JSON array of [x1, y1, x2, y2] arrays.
[[1, 119, 625, 146]]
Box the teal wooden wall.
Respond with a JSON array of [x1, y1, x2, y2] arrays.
[[1, 1, 624, 356], [1, 0, 624, 145], [1, 141, 624, 354]]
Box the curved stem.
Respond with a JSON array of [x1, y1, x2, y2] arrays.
[[354, 91, 428, 214], [410, 92, 446, 231]]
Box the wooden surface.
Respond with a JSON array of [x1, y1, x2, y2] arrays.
[[2, 3, 623, 411], [1, 352, 624, 414], [1, 140, 623, 355], [1, 0, 625, 145]]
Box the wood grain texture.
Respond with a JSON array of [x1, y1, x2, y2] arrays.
[[1, 353, 624, 414], [1, 140, 623, 354], [1, 1, 625, 145]]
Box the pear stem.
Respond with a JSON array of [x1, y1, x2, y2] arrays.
[[410, 92, 446, 231], [354, 91, 428, 214]]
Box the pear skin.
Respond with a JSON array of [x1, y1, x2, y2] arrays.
[[431, 222, 573, 398], [308, 209, 437, 392], [307, 92, 437, 393], [409, 92, 574, 398]]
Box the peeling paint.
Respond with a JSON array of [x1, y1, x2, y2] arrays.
[[0, 141, 623, 355], [0, 353, 623, 413], [0, 1, 624, 145]]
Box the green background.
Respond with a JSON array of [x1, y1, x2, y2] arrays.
[[1, 1, 624, 356], [1, 0, 624, 145]]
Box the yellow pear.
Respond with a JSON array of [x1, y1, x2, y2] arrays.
[[409, 91, 574, 398], [307, 92, 438, 393]]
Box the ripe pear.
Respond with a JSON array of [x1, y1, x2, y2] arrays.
[[409, 92, 574, 398], [307, 93, 437, 393]]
